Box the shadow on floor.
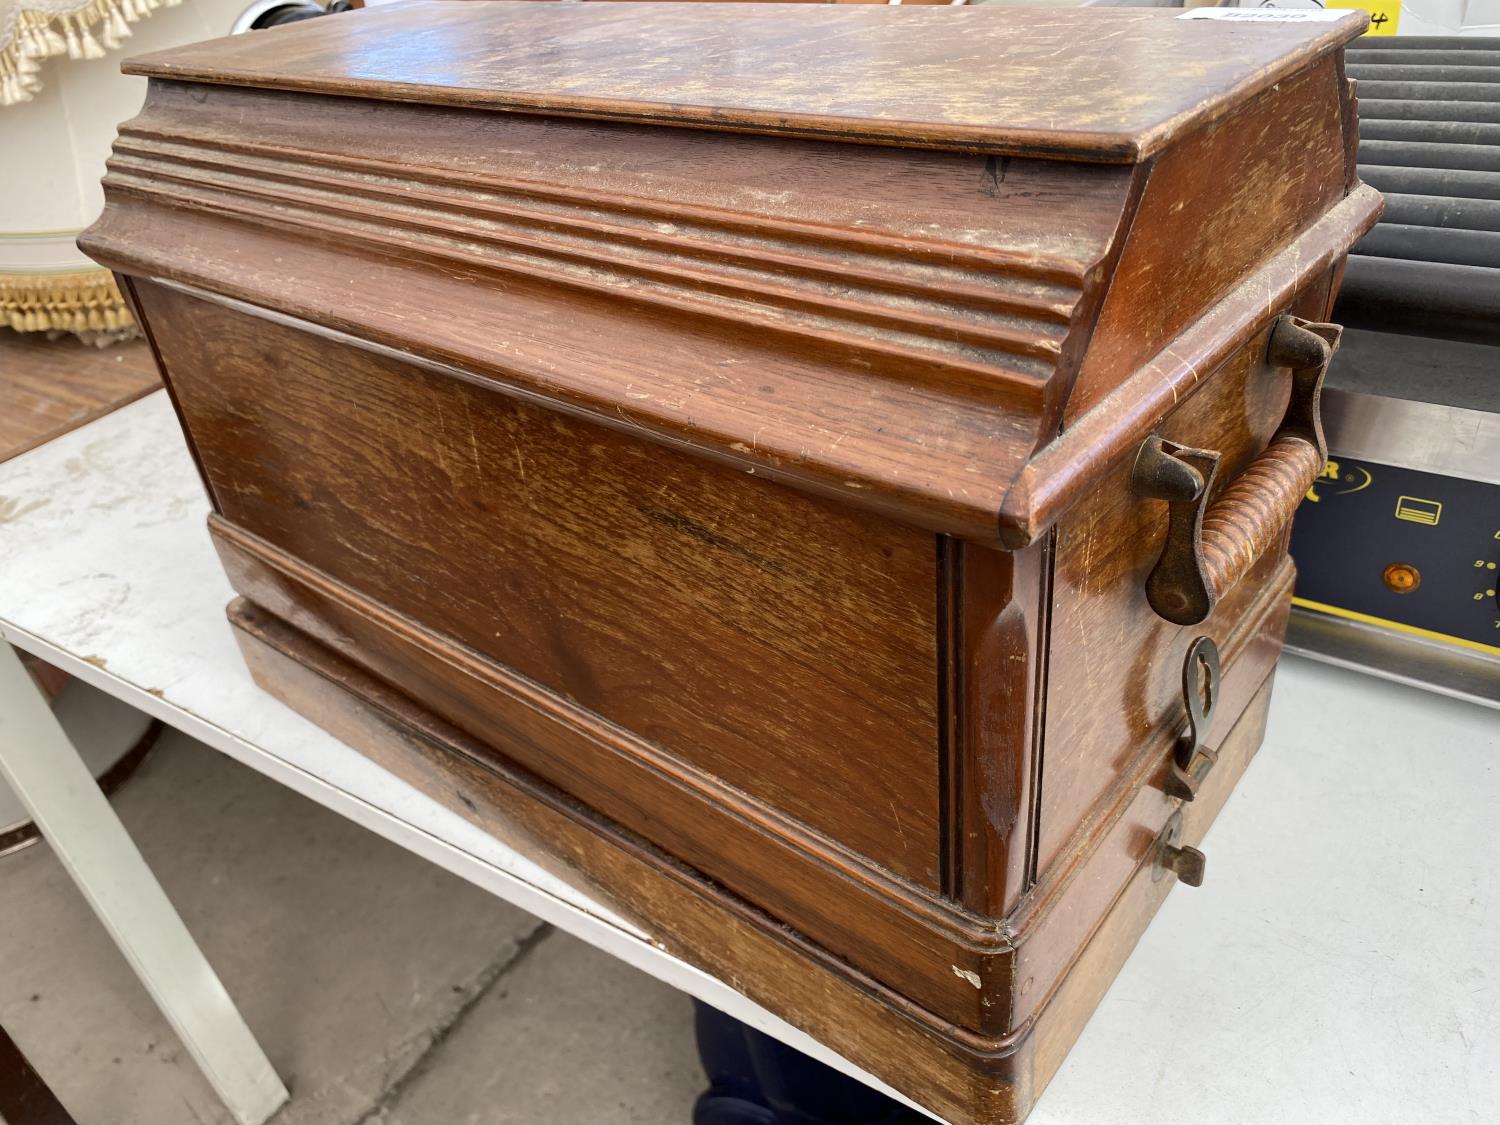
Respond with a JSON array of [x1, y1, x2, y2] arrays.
[[0, 729, 702, 1124]]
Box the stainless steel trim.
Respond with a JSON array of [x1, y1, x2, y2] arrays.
[[1286, 607, 1500, 711], [1322, 387, 1500, 485]]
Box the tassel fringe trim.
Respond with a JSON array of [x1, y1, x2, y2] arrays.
[[1, 0, 182, 106], [1, 269, 137, 333]]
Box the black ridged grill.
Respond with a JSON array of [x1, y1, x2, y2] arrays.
[[1339, 36, 1500, 344]]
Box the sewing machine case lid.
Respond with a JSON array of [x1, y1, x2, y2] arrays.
[[126, 1, 1360, 163], [92, 3, 1379, 546]]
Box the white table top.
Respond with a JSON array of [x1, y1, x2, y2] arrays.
[[2, 391, 1495, 1124]]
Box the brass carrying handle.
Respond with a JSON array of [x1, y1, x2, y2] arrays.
[[1133, 316, 1342, 627]]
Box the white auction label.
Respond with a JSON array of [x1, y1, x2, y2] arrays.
[[1177, 8, 1351, 21]]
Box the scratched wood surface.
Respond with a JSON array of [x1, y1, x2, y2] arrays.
[[122, 2, 1367, 163], [135, 280, 944, 886], [82, 32, 1380, 546], [1062, 59, 1352, 421], [129, 273, 1317, 1048], [212, 518, 1002, 1031], [85, 78, 1128, 545], [944, 536, 1049, 919]]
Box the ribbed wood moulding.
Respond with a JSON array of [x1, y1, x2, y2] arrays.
[[107, 123, 1084, 399]]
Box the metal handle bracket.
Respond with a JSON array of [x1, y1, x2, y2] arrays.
[[1132, 315, 1341, 626]]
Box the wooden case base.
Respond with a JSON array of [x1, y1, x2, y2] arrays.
[[229, 596, 1276, 1125]]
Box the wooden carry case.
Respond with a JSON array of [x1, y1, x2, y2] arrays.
[[82, 5, 1382, 1121]]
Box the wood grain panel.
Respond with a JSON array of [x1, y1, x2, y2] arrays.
[[123, 4, 1367, 162], [213, 522, 1009, 1031], [134, 280, 945, 885], [945, 536, 1052, 918], [1064, 58, 1352, 421]]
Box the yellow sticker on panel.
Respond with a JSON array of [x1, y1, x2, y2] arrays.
[[1325, 0, 1400, 35]]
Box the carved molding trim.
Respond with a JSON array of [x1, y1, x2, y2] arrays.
[[108, 124, 1084, 396]]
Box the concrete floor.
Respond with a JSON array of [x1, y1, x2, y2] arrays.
[[0, 724, 705, 1124]]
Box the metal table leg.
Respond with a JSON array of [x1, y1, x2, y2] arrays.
[[0, 642, 288, 1125]]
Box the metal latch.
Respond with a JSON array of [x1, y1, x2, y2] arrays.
[[1165, 636, 1220, 802], [1154, 811, 1206, 887]]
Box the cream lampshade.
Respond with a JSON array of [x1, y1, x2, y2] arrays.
[[1, 0, 245, 337]]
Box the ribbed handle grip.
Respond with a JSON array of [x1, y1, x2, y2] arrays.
[[1134, 316, 1340, 627], [1198, 433, 1324, 607]]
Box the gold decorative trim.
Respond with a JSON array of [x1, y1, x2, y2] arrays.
[[0, 267, 135, 332]]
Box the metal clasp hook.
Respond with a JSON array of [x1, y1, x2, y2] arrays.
[[1165, 636, 1220, 802]]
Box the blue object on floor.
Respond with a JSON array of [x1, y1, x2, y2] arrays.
[[692, 1000, 929, 1125]]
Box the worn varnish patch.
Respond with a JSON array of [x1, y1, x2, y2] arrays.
[[124, 3, 1366, 162]]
